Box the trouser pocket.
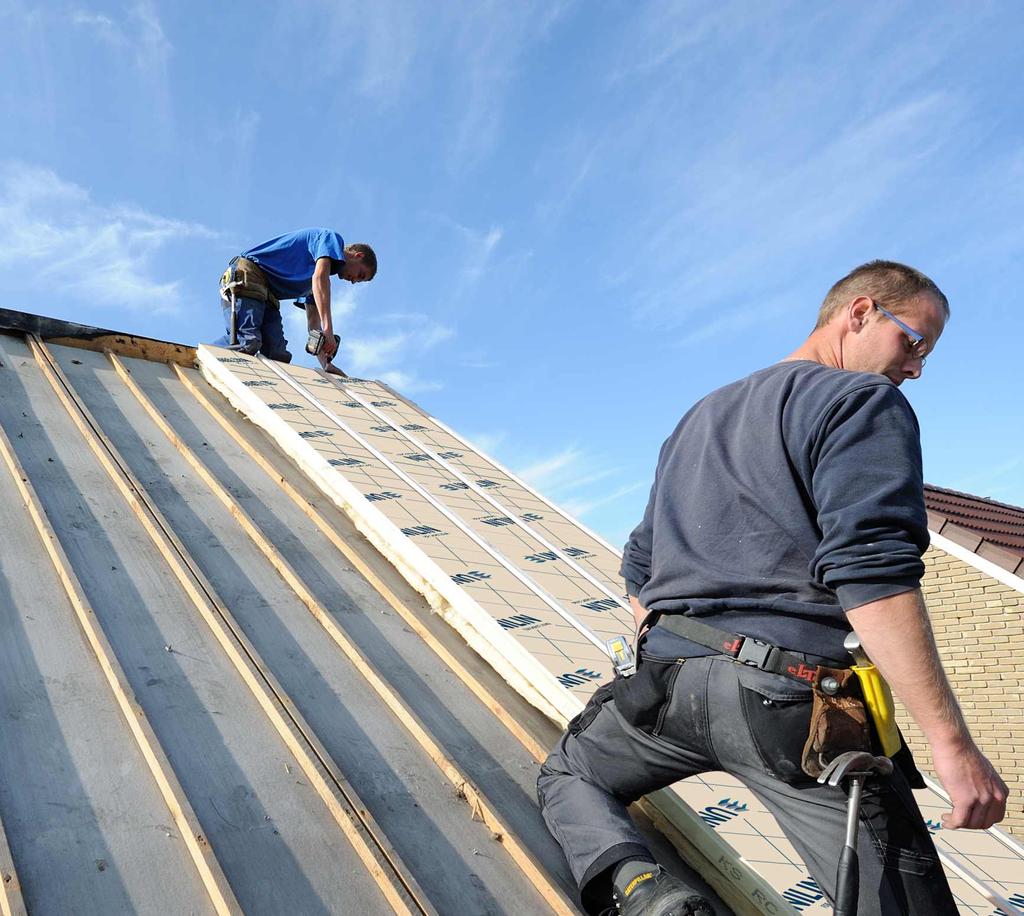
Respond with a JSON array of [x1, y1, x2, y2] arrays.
[[568, 681, 616, 737], [611, 654, 684, 738], [861, 780, 958, 913], [737, 665, 816, 786]]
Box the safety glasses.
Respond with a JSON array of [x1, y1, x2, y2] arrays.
[[873, 301, 929, 362]]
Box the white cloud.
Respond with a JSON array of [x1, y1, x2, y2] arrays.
[[458, 353, 496, 370], [607, 0, 772, 84], [563, 482, 647, 519], [292, 0, 419, 105], [676, 295, 794, 348], [442, 1, 576, 169], [377, 370, 441, 394], [283, 284, 367, 367], [423, 215, 504, 299], [283, 307, 311, 355], [331, 312, 454, 392], [458, 224, 503, 291], [518, 446, 585, 487], [285, 1, 572, 167], [534, 134, 603, 227], [624, 89, 960, 334], [0, 161, 214, 314], [71, 10, 117, 34], [463, 430, 507, 457], [284, 306, 453, 385], [515, 443, 639, 522], [346, 333, 409, 373], [517, 445, 618, 492], [71, 1, 171, 74], [328, 285, 361, 323]]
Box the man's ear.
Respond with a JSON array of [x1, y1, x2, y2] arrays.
[[848, 296, 873, 330], [345, 248, 365, 262]]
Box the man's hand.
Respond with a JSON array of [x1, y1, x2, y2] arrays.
[[320, 321, 338, 360], [931, 741, 1007, 830]]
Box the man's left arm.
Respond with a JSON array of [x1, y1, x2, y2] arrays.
[[848, 589, 1007, 829], [811, 384, 1007, 827]]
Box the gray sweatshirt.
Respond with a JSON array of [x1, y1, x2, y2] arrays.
[[621, 360, 929, 662]]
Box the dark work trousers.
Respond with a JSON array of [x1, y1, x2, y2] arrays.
[[537, 654, 958, 916], [214, 295, 292, 362]]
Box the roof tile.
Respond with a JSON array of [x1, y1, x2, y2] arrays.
[[975, 541, 1024, 575], [925, 483, 1024, 566]]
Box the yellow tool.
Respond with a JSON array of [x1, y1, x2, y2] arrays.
[[844, 632, 901, 756]]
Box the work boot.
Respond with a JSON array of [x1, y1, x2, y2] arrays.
[[611, 866, 715, 916]]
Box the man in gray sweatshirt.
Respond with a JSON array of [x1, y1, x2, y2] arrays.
[[537, 261, 1007, 916]]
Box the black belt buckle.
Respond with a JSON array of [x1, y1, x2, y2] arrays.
[[737, 636, 772, 669]]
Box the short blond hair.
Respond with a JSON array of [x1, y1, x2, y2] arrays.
[[815, 260, 949, 329]]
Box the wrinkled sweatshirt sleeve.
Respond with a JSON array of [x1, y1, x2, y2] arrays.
[[621, 482, 656, 597], [621, 434, 675, 597], [809, 382, 929, 610]]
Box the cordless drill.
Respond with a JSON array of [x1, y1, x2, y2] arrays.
[[305, 329, 340, 357]]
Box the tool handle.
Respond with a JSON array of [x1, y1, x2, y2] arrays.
[[833, 845, 859, 916], [228, 289, 237, 347]]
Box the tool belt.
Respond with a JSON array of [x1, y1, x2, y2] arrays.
[[220, 257, 280, 308], [645, 612, 873, 777]]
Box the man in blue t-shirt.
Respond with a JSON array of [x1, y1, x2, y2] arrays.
[[213, 228, 376, 371]]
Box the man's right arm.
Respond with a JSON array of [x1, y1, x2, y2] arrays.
[[847, 588, 1007, 829], [310, 257, 337, 360], [628, 594, 647, 630]]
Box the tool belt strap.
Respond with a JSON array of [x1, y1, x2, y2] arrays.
[[220, 257, 280, 308], [647, 612, 847, 685]]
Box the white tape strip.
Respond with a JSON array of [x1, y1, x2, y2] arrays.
[[260, 358, 608, 653]]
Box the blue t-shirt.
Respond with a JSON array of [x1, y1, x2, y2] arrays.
[[240, 228, 345, 300]]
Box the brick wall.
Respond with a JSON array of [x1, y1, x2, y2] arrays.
[[893, 544, 1024, 836]]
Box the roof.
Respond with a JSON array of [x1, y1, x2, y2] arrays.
[[925, 483, 1024, 577], [0, 313, 720, 916], [2, 307, 1021, 915]]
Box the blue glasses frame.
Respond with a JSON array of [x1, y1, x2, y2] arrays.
[[873, 302, 928, 362]]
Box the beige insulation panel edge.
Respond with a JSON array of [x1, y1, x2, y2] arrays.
[[198, 348, 577, 726]]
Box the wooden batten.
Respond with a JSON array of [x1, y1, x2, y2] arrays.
[[0, 307, 196, 367]]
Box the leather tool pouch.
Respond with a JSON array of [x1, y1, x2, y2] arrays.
[[800, 666, 872, 778], [220, 258, 280, 308]]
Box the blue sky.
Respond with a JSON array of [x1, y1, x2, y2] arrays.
[[2, 1, 1022, 547]]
